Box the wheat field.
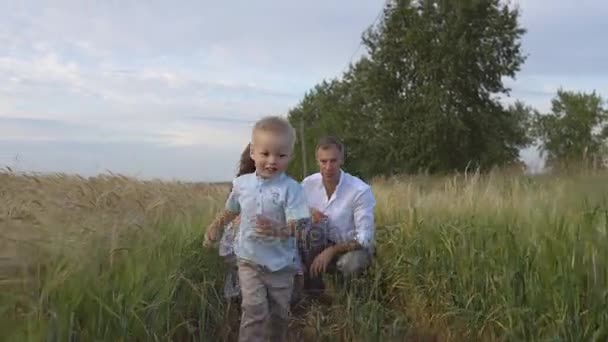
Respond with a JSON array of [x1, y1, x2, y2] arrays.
[[1, 169, 607, 341]]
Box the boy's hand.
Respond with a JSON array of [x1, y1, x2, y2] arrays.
[[255, 215, 290, 238], [255, 215, 277, 237]]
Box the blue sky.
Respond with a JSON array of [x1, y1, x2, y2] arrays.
[[1, 1, 607, 181]]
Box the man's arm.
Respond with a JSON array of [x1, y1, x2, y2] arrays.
[[326, 240, 361, 255], [309, 185, 376, 277], [327, 187, 376, 255]]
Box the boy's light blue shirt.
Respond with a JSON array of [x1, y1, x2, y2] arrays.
[[225, 171, 310, 272]]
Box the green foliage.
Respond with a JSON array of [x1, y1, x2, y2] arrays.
[[533, 89, 608, 170], [288, 0, 532, 180], [1, 220, 228, 342]]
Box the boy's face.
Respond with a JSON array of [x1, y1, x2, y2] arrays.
[[250, 131, 292, 179]]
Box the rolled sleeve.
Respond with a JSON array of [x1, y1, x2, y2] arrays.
[[352, 187, 376, 248], [285, 183, 310, 225], [224, 181, 241, 214]]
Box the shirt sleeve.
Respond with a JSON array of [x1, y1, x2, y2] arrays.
[[352, 187, 376, 248], [285, 182, 311, 224], [224, 179, 241, 214]]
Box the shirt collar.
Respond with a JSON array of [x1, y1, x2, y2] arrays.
[[335, 169, 345, 193], [319, 169, 345, 192], [255, 171, 285, 184], [338, 169, 345, 184]]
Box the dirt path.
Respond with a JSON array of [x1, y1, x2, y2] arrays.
[[213, 299, 310, 342]]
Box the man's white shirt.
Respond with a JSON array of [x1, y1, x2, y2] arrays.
[[301, 170, 376, 253]]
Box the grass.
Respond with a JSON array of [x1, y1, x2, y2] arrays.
[[1, 168, 607, 341]]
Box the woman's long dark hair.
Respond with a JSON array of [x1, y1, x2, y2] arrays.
[[226, 143, 256, 202], [237, 143, 256, 177]]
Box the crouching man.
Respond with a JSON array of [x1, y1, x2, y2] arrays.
[[299, 136, 376, 296]]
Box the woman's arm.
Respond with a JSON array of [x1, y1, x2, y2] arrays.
[[204, 209, 239, 246]]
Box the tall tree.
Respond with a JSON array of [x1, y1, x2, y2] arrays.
[[533, 90, 608, 170], [289, 0, 532, 180], [287, 79, 351, 180]]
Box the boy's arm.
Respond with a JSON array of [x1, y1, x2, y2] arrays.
[[254, 216, 310, 240], [281, 217, 311, 240], [285, 183, 312, 240], [255, 183, 311, 239]]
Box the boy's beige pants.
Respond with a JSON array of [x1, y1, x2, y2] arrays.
[[237, 260, 295, 342]]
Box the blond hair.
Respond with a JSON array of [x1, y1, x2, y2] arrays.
[[251, 116, 297, 148]]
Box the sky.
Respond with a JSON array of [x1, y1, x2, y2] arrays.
[[1, 1, 607, 181]]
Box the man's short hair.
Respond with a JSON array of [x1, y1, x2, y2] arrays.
[[316, 136, 345, 158], [252, 116, 296, 147]]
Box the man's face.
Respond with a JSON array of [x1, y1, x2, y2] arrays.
[[316, 146, 343, 182]]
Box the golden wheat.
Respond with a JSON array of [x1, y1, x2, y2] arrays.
[[1, 169, 607, 341], [0, 170, 226, 278]]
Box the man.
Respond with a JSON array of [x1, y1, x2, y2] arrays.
[[299, 136, 376, 296]]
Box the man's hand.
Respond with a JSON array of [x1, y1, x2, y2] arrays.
[[311, 208, 327, 225], [310, 246, 336, 277]]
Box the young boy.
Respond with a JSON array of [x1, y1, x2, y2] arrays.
[[204, 116, 311, 341]]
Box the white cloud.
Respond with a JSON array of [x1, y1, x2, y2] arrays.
[[4, 49, 271, 122], [507, 74, 608, 113], [0, 53, 80, 89], [161, 124, 251, 148]]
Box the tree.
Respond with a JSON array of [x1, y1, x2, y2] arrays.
[[533, 90, 608, 170], [288, 0, 533, 180], [501, 100, 537, 166], [287, 79, 352, 180]]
